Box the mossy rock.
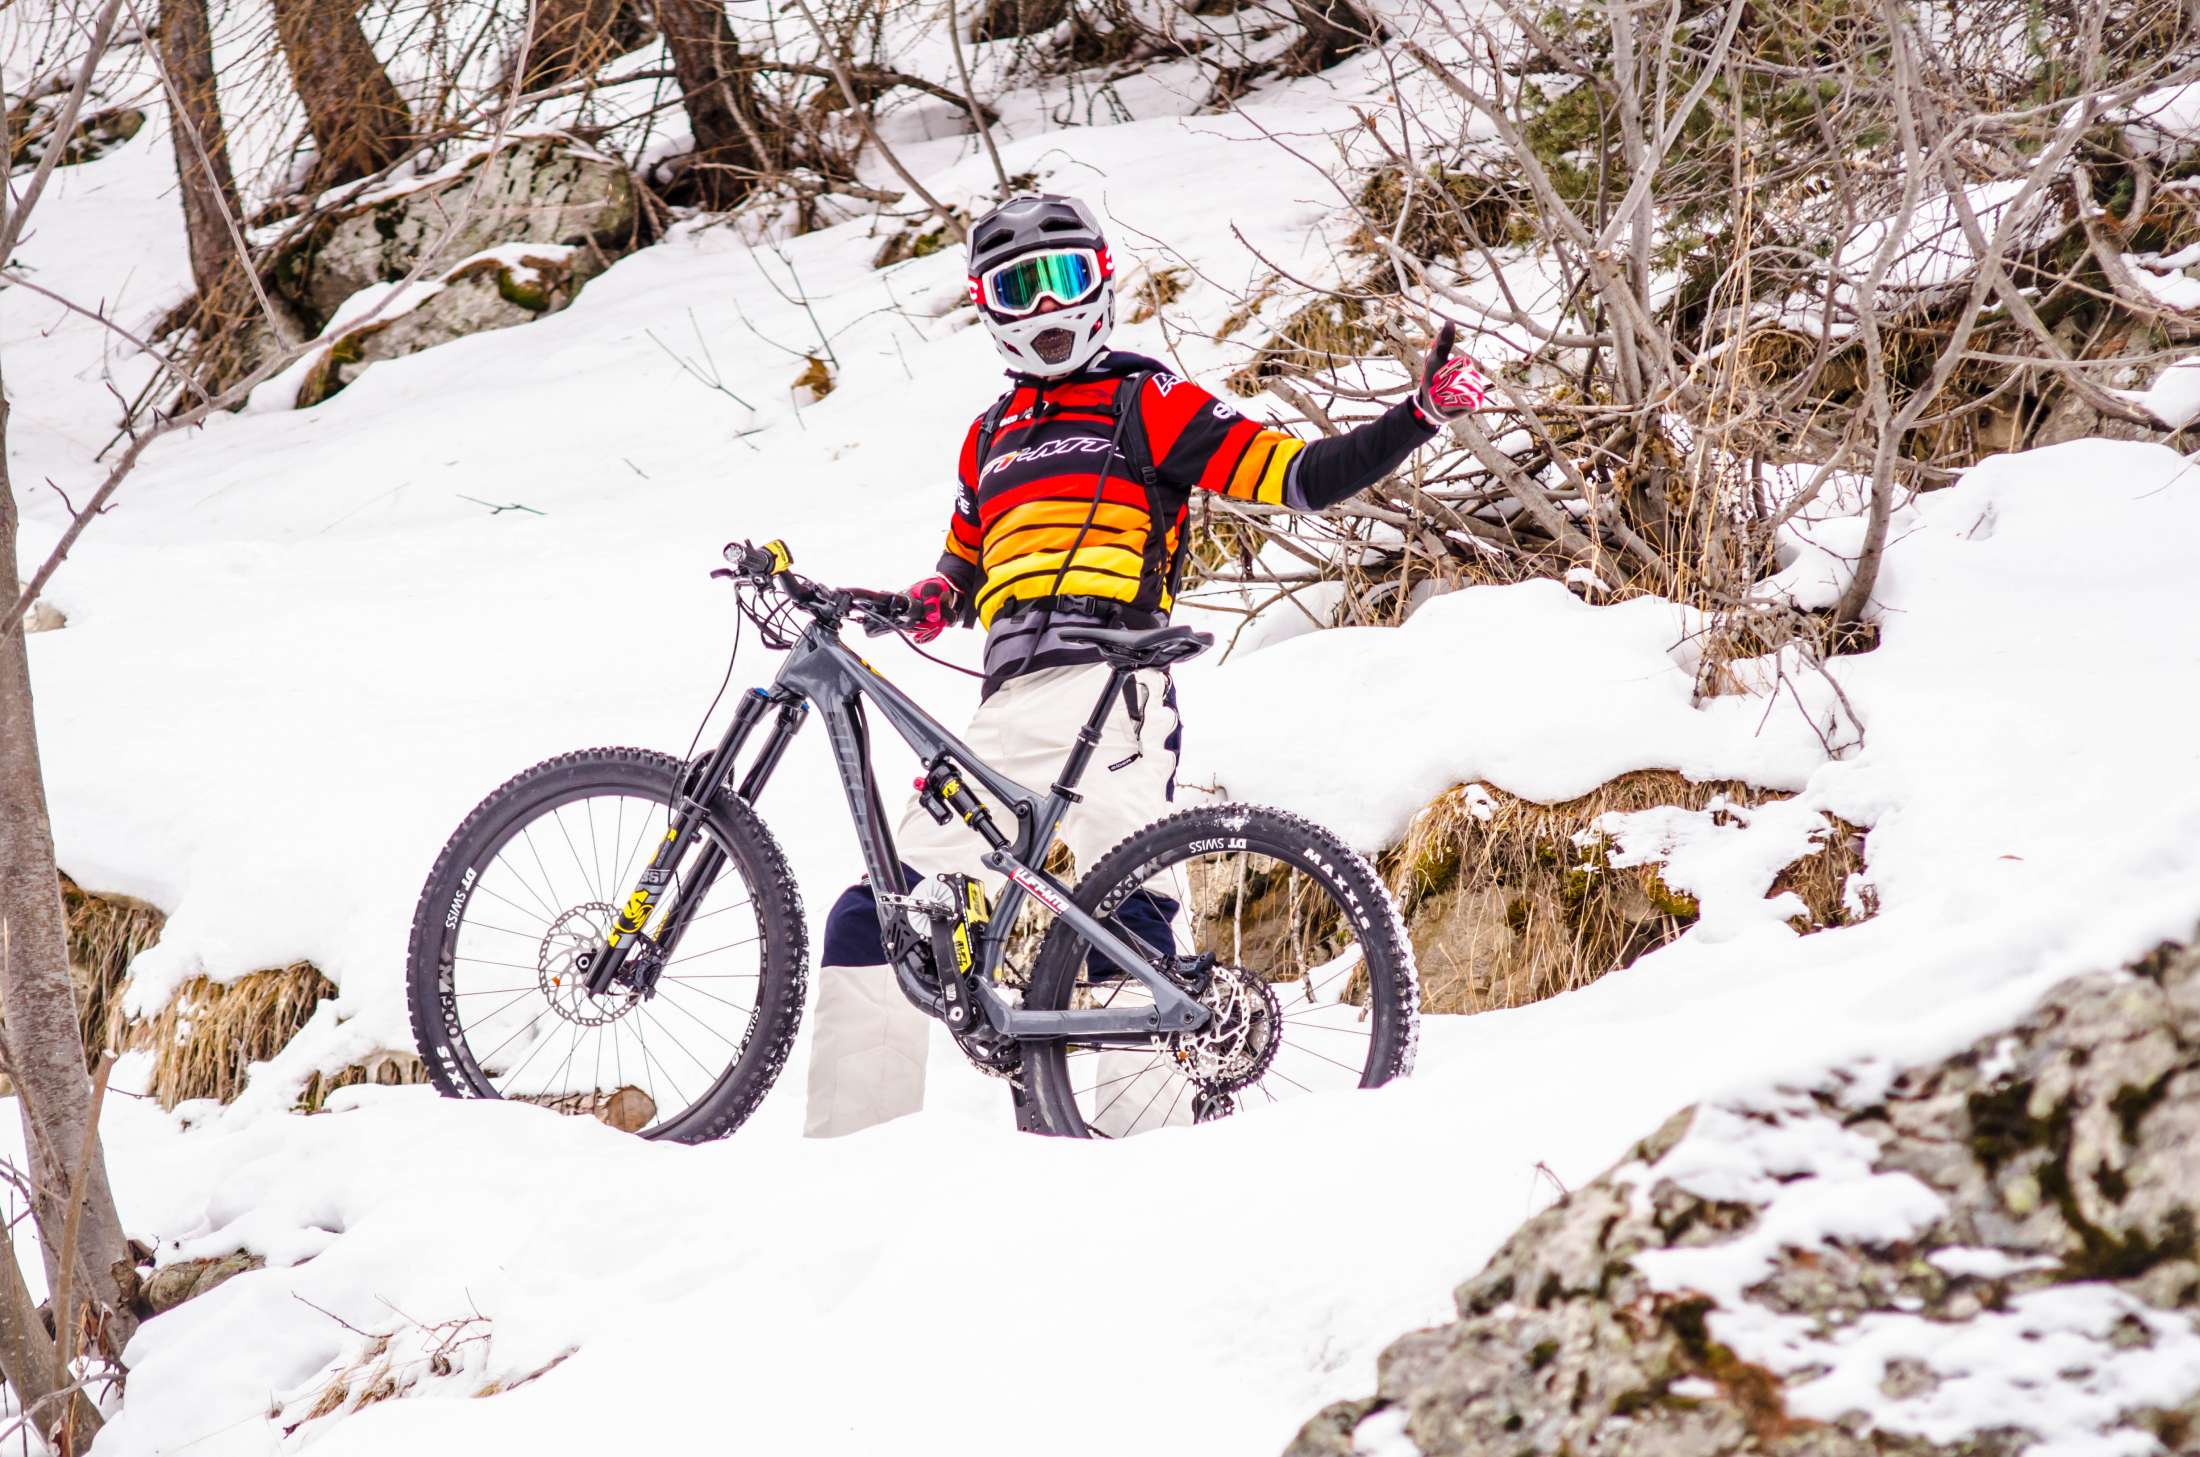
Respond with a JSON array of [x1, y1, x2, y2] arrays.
[[268, 139, 638, 328], [295, 247, 592, 408]]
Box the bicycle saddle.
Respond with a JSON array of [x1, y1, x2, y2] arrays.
[[1057, 623, 1213, 670]]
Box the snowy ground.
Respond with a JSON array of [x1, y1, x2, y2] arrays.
[[6, 17, 2200, 1456]]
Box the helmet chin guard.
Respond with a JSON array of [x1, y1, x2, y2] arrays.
[[967, 193, 1117, 378], [982, 283, 1115, 378]]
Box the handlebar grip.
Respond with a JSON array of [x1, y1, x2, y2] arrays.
[[722, 539, 795, 577]]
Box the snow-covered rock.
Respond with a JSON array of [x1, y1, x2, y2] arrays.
[[293, 244, 596, 407], [270, 138, 639, 325], [1287, 931, 2200, 1457]]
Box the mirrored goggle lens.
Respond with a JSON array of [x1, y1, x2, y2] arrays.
[[984, 251, 1099, 314]]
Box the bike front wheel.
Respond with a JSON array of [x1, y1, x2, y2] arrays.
[[1020, 804, 1418, 1138], [405, 747, 808, 1142]]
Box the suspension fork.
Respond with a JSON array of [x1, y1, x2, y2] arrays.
[[583, 688, 807, 995]]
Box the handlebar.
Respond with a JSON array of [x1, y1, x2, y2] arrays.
[[717, 539, 917, 640]]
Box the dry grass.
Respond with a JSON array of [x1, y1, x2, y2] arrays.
[[792, 354, 835, 402], [1164, 772, 1870, 1019], [1352, 163, 1531, 261], [110, 962, 336, 1108], [1223, 293, 1381, 398], [1381, 773, 1868, 1013], [1125, 266, 1188, 324], [69, 874, 425, 1108], [59, 872, 164, 1064], [277, 1316, 570, 1438]]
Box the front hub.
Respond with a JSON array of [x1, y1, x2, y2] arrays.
[[541, 902, 644, 1026]]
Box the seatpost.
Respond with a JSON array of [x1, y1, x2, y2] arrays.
[[1050, 667, 1132, 801]]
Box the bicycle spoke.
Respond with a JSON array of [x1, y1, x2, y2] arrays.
[[636, 1007, 719, 1083], [514, 828, 567, 918], [659, 978, 755, 1015], [460, 985, 543, 1029], [474, 1003, 554, 1072], [467, 919, 549, 944], [551, 806, 600, 907], [661, 935, 761, 968], [1279, 1043, 1374, 1078], [653, 987, 746, 1049], [630, 1015, 681, 1118], [454, 955, 543, 974], [585, 797, 604, 903], [473, 878, 555, 926]]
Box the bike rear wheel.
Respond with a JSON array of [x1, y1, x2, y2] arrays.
[[1020, 804, 1417, 1138], [405, 747, 807, 1142]]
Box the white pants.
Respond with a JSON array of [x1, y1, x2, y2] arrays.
[[803, 662, 1180, 1138]]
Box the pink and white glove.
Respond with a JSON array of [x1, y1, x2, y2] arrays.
[[906, 575, 959, 643], [1411, 322, 1489, 427]]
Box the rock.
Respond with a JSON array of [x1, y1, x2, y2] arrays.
[[141, 1251, 264, 1315], [1286, 932, 2200, 1457], [7, 102, 143, 172], [295, 245, 595, 407], [271, 139, 638, 328]]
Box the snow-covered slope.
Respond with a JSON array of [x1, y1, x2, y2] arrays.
[[7, 21, 2200, 1456]]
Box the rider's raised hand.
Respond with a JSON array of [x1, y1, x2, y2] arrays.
[[907, 575, 959, 642], [1411, 322, 1490, 428]]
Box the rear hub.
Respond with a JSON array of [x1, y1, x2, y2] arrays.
[[1168, 964, 1280, 1096]]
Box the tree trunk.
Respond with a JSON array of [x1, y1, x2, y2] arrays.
[[653, 0, 771, 208], [0, 389, 140, 1375], [515, 0, 628, 91], [156, 0, 247, 312], [270, 0, 412, 187]]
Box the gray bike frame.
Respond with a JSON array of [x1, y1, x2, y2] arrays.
[[754, 622, 1209, 1041]]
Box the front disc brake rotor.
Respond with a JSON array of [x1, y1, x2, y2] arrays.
[[540, 902, 642, 1027]]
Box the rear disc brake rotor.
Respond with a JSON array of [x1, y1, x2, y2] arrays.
[[1169, 965, 1281, 1094]]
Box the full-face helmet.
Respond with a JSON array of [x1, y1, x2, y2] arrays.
[[967, 194, 1115, 378]]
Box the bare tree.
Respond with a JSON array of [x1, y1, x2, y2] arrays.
[[1171, 0, 2199, 693], [272, 0, 415, 185], [155, 0, 242, 301], [654, 0, 776, 206], [514, 0, 635, 91], [0, 3, 143, 1441]]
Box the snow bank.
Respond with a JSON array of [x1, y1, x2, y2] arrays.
[[1182, 583, 1832, 853]]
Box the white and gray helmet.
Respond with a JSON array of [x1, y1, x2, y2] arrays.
[[966, 194, 1115, 379]]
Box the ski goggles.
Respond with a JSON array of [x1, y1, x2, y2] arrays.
[[972, 247, 1110, 317]]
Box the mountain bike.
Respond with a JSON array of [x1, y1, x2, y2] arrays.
[[405, 540, 1419, 1141]]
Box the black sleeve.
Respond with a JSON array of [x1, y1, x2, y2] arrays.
[[1281, 399, 1439, 512]]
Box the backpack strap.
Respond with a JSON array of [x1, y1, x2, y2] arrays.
[[1110, 371, 1156, 488], [973, 388, 1015, 477]]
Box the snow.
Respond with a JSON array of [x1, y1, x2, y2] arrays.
[[1186, 582, 1835, 852], [2122, 255, 2200, 313], [3, 12, 2200, 1456], [2111, 356, 2200, 431], [2121, 82, 2200, 157]]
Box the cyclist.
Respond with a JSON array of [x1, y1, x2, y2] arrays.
[[805, 193, 1488, 1137]]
